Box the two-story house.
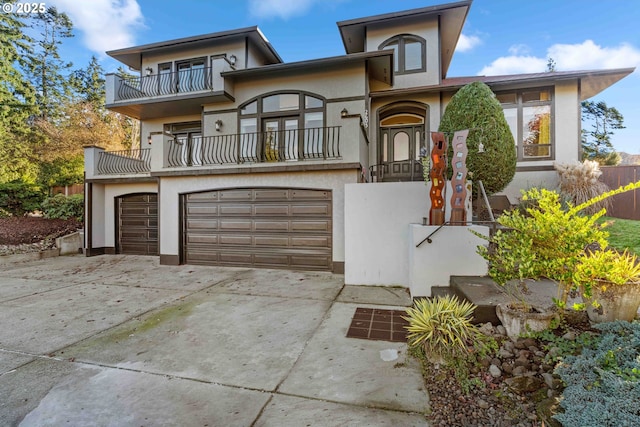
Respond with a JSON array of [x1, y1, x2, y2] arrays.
[[84, 0, 633, 287]]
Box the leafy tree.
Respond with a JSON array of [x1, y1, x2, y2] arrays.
[[38, 155, 84, 187], [35, 101, 129, 163], [581, 100, 624, 166], [25, 6, 73, 119], [439, 81, 517, 195]]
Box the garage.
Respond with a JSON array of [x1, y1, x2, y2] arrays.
[[183, 188, 332, 270], [116, 193, 158, 255]]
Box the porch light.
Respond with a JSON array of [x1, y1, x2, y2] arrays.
[[215, 119, 223, 132], [147, 135, 152, 145], [145, 67, 153, 76], [229, 55, 237, 66], [341, 108, 348, 118]]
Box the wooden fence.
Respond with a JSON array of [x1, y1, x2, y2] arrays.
[[51, 184, 84, 196], [600, 165, 640, 220]]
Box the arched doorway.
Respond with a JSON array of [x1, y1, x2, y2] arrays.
[[373, 102, 428, 182]]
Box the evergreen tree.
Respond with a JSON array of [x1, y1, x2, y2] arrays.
[[439, 82, 517, 195], [70, 56, 105, 108], [581, 100, 624, 166], [25, 6, 74, 120], [0, 11, 38, 182]]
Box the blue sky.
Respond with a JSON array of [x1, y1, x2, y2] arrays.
[[50, 0, 640, 154]]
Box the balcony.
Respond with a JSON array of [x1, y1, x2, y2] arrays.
[[166, 126, 341, 168], [96, 148, 151, 175], [105, 58, 234, 120]]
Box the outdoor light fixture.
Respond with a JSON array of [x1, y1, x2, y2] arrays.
[[147, 130, 174, 144], [341, 108, 348, 118], [215, 119, 223, 132], [229, 55, 237, 66], [145, 67, 153, 76]]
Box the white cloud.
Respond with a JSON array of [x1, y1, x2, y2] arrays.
[[478, 56, 546, 75], [456, 33, 481, 52], [549, 40, 640, 71], [248, 0, 338, 20], [508, 44, 530, 56], [49, 0, 145, 53], [479, 40, 640, 76]]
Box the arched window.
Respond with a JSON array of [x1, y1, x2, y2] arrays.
[[379, 34, 426, 75], [238, 91, 326, 160]]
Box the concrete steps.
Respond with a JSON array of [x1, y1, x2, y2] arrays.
[[431, 276, 566, 325]]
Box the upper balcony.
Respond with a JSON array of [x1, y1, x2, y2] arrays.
[[105, 57, 235, 120]]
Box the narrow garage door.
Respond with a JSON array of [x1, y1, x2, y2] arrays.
[[183, 188, 332, 270], [117, 193, 158, 255]]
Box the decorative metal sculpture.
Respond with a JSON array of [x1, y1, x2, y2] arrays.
[[450, 130, 469, 225], [429, 132, 447, 225]]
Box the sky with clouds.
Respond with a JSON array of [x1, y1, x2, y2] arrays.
[[48, 0, 640, 154]]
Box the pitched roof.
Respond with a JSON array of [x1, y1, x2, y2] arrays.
[[370, 68, 636, 100], [107, 26, 282, 69]]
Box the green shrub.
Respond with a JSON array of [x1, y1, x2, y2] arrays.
[[41, 193, 84, 221], [439, 81, 516, 196], [554, 321, 640, 426], [404, 295, 481, 361], [0, 180, 45, 216]]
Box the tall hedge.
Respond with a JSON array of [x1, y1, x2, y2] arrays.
[[439, 81, 516, 195]]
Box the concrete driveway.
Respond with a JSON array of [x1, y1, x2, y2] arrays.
[[0, 255, 429, 426]]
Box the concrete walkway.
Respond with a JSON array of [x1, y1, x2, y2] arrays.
[[0, 255, 429, 426]]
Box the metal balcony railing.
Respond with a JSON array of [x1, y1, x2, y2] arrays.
[[96, 148, 151, 175], [167, 126, 341, 168], [116, 67, 213, 101], [370, 160, 424, 182]]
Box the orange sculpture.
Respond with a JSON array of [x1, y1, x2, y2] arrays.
[[429, 132, 447, 225]]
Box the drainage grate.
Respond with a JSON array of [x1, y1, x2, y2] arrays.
[[346, 307, 409, 342]]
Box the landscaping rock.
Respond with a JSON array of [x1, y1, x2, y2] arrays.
[[489, 364, 502, 378], [504, 376, 544, 394]]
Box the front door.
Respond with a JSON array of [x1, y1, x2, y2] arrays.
[[379, 124, 424, 181], [262, 118, 299, 161]]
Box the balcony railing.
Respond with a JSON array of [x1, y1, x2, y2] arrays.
[[97, 148, 151, 175], [116, 67, 213, 101], [167, 126, 341, 168], [370, 160, 424, 182]]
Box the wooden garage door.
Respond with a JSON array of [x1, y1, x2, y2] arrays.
[[183, 188, 332, 270], [117, 193, 158, 255]]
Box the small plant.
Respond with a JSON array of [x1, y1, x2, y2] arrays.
[[573, 249, 640, 300], [404, 295, 497, 394], [404, 295, 479, 362], [555, 160, 610, 215], [41, 193, 84, 221], [553, 321, 640, 426]]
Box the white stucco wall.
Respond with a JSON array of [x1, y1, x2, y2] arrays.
[[344, 181, 472, 288], [408, 224, 489, 297], [90, 182, 158, 249], [158, 170, 358, 262]]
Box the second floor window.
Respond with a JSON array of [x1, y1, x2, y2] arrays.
[[379, 34, 426, 74]]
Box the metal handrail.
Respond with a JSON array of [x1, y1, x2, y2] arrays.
[[166, 126, 341, 167], [96, 148, 151, 175], [116, 67, 213, 101]]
